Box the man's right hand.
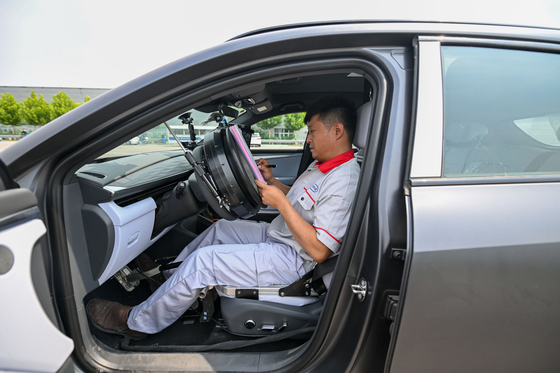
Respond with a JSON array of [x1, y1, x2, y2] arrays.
[[256, 158, 291, 195], [256, 158, 275, 183]]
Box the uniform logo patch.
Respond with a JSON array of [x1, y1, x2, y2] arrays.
[[310, 183, 319, 193]]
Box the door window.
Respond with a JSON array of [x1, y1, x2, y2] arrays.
[[254, 113, 307, 150], [442, 47, 560, 177]]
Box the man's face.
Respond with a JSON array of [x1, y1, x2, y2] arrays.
[[307, 115, 336, 163]]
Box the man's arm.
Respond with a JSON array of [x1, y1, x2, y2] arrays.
[[255, 180, 332, 263]]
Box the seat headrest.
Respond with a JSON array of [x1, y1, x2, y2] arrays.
[[353, 101, 373, 149]]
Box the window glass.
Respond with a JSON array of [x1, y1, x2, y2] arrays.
[[253, 113, 307, 150], [513, 115, 560, 146], [442, 47, 560, 177]]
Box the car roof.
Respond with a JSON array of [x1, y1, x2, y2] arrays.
[[230, 20, 560, 41]]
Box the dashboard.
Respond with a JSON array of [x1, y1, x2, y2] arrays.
[[76, 150, 192, 206], [75, 150, 201, 285]]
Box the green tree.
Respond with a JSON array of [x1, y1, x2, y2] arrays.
[[256, 115, 282, 138], [283, 113, 305, 133], [0, 93, 23, 126], [21, 91, 52, 126], [51, 91, 79, 120]]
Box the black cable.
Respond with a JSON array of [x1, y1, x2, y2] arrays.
[[136, 271, 165, 288]]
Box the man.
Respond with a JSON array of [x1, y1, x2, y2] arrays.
[[87, 96, 360, 339]]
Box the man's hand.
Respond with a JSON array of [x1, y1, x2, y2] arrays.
[[255, 180, 290, 209], [256, 158, 275, 184], [255, 179, 332, 263], [256, 158, 291, 195]]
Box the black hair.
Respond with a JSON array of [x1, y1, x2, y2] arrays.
[[304, 96, 357, 145]]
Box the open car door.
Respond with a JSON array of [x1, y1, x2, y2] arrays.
[[0, 159, 73, 372]]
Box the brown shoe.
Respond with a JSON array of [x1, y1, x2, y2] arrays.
[[86, 299, 146, 340], [136, 253, 166, 289]]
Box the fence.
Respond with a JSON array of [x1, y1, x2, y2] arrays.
[[261, 139, 304, 146], [0, 135, 23, 139]]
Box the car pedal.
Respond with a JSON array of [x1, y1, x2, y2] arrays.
[[113, 265, 140, 292]]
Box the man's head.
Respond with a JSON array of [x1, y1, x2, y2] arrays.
[[303, 97, 357, 162]]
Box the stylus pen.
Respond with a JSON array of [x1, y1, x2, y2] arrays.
[[264, 164, 276, 168]]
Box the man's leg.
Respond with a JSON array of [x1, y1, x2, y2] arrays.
[[87, 219, 272, 338], [128, 240, 306, 334], [165, 219, 269, 277]]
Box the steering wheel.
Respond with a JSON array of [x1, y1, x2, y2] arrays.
[[188, 126, 266, 220]]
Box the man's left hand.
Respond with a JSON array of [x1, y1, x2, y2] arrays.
[[255, 180, 332, 263], [255, 180, 288, 209]]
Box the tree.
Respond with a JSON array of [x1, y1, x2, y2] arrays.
[[283, 113, 305, 133], [51, 91, 79, 120], [256, 115, 282, 138], [0, 93, 23, 126], [21, 91, 52, 126]]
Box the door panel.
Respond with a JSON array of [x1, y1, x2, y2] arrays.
[[0, 188, 74, 372], [392, 38, 560, 373]]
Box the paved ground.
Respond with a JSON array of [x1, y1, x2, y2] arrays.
[[0, 141, 15, 152]]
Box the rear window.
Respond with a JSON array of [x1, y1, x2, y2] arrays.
[[442, 46, 560, 177]]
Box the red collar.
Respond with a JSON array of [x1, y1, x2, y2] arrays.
[[316, 150, 355, 174]]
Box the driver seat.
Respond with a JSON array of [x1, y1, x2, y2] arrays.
[[216, 100, 374, 336]]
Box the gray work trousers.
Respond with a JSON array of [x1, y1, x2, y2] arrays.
[[127, 219, 308, 334]]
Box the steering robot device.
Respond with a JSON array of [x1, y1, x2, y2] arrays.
[[165, 106, 266, 222]]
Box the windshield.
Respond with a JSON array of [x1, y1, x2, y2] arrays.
[[99, 109, 227, 159]]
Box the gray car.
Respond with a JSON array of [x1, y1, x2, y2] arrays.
[[1, 21, 560, 373]]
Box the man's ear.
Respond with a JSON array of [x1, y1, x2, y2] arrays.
[[334, 122, 345, 140]]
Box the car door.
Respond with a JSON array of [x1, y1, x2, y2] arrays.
[[0, 159, 73, 373], [388, 37, 560, 373]]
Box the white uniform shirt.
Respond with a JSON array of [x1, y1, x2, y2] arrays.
[[267, 150, 360, 264]]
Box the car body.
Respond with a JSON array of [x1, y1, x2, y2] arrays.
[[125, 136, 140, 145], [1, 21, 560, 373], [251, 132, 262, 147]]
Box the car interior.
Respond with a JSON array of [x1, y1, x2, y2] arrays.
[[63, 69, 376, 355]]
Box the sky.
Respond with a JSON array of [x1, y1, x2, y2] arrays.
[[1, 0, 560, 89]]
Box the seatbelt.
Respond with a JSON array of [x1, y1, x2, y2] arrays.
[[296, 133, 314, 177], [279, 255, 338, 297]]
